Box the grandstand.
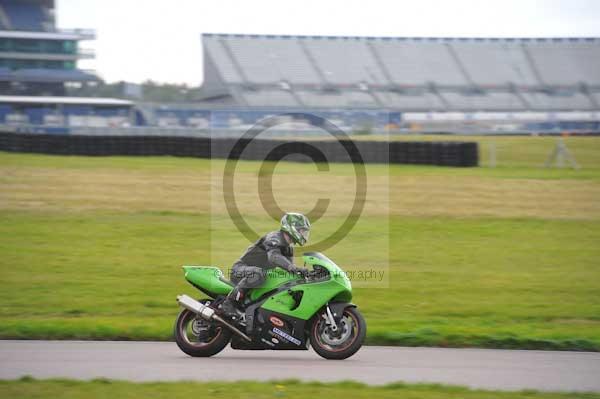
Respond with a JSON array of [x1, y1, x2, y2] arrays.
[[190, 34, 600, 134], [199, 34, 600, 112]]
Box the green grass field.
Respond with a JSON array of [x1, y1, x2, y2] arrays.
[[2, 378, 599, 399], [1, 135, 599, 350]]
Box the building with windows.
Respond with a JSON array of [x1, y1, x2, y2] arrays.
[[0, 0, 137, 129], [0, 0, 99, 95]]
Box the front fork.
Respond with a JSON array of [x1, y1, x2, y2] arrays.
[[325, 304, 339, 332]]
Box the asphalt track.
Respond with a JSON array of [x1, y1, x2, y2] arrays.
[[1, 341, 599, 392]]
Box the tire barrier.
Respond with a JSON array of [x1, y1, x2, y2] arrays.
[[0, 132, 479, 167]]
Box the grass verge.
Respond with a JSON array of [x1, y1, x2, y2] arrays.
[[1, 377, 599, 399], [1, 210, 598, 351]]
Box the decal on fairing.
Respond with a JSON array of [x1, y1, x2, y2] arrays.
[[269, 315, 285, 327], [272, 327, 301, 346]]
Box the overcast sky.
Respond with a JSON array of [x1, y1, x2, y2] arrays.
[[56, 0, 600, 86]]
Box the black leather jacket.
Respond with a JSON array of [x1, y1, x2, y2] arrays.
[[233, 230, 295, 272]]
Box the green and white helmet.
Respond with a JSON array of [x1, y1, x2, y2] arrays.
[[280, 212, 311, 246]]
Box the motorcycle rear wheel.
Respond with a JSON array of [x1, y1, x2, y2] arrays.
[[174, 307, 231, 357], [310, 306, 366, 360]]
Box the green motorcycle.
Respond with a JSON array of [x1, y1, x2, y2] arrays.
[[175, 252, 366, 360]]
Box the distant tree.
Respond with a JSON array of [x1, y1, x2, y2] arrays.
[[66, 79, 204, 102]]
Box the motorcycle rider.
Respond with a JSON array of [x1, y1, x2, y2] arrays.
[[219, 212, 311, 315]]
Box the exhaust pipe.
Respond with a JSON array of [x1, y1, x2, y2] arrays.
[[177, 294, 251, 342]]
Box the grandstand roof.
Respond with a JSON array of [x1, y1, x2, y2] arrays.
[[0, 95, 133, 106], [200, 34, 600, 111]]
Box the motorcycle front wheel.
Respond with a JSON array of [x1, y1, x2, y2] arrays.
[[310, 306, 366, 360], [174, 307, 231, 357]]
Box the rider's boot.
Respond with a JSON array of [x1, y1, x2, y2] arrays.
[[220, 285, 245, 317]]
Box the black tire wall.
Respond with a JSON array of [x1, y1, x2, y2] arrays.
[[0, 132, 478, 167]]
